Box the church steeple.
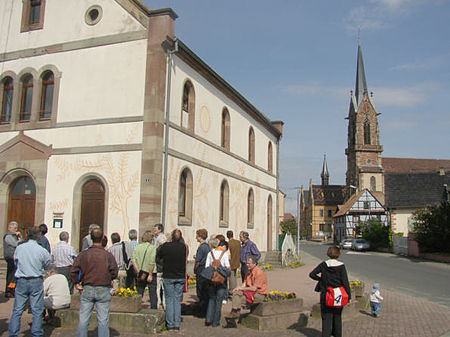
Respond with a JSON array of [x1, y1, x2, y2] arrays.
[[345, 44, 384, 195], [321, 154, 329, 186], [355, 44, 368, 105]]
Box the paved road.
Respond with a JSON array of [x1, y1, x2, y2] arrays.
[[300, 240, 450, 308]]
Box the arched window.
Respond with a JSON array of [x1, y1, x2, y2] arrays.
[[178, 168, 193, 225], [219, 180, 229, 226], [1, 77, 13, 124], [181, 80, 195, 131], [248, 127, 255, 164], [370, 176, 376, 191], [364, 121, 371, 145], [221, 108, 230, 150], [20, 74, 33, 122], [247, 188, 254, 228], [268, 141, 273, 173], [39, 71, 54, 120]]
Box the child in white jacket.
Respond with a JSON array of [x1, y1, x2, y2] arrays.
[[370, 283, 383, 317]]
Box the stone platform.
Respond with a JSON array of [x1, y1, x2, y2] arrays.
[[58, 308, 165, 334], [239, 298, 310, 331]]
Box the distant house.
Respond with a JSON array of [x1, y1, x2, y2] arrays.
[[334, 189, 387, 242], [385, 171, 450, 236], [300, 155, 346, 239]]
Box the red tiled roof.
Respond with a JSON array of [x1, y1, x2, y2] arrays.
[[382, 157, 450, 173], [284, 213, 295, 219]]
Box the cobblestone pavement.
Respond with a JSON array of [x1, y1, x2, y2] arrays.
[[1, 250, 449, 336]]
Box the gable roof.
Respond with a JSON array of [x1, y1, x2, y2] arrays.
[[311, 185, 346, 206], [385, 172, 450, 208], [334, 189, 385, 217], [382, 157, 450, 174]]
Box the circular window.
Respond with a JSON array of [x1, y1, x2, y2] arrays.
[[85, 5, 103, 26]]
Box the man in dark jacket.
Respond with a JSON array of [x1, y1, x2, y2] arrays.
[[156, 229, 186, 332], [3, 221, 21, 298], [193, 229, 210, 317], [71, 228, 118, 337]]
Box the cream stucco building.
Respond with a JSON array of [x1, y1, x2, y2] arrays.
[[0, 0, 283, 256]]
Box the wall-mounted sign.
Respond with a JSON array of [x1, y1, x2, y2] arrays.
[[53, 218, 63, 229]]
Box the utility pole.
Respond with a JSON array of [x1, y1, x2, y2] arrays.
[[294, 186, 302, 255]]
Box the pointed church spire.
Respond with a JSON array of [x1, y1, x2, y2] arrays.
[[321, 154, 329, 186], [355, 44, 368, 105]]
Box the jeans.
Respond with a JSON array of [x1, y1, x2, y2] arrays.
[[8, 277, 44, 337], [370, 301, 382, 316], [77, 285, 111, 337], [163, 278, 185, 329], [206, 283, 227, 326], [136, 273, 157, 309]]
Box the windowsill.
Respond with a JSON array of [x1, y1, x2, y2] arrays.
[[247, 223, 254, 229], [178, 216, 192, 226], [219, 220, 228, 228]]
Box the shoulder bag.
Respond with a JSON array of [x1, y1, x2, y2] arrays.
[[210, 250, 227, 285]]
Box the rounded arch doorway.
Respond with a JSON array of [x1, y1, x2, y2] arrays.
[[79, 179, 105, 249], [7, 176, 36, 237]]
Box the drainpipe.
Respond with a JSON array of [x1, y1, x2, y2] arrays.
[[275, 138, 280, 251], [161, 38, 178, 228]]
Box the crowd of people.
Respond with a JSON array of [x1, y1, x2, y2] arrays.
[[3, 221, 270, 335]]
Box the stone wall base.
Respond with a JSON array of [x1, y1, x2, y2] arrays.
[[241, 311, 309, 331], [58, 308, 165, 334]]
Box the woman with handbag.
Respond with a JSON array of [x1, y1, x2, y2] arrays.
[[204, 237, 230, 327], [309, 246, 351, 337], [131, 230, 157, 309]]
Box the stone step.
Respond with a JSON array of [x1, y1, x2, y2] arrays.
[[59, 308, 165, 334]]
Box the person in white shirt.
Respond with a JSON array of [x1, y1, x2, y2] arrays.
[[204, 237, 231, 327], [51, 231, 77, 294], [43, 265, 71, 323], [369, 283, 383, 317]]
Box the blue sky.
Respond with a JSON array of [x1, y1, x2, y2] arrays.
[[143, 0, 450, 214]]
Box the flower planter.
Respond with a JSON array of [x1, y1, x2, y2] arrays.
[[70, 294, 143, 313], [252, 298, 303, 316], [351, 282, 365, 297]]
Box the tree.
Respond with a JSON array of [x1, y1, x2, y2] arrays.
[[411, 201, 450, 253], [355, 218, 390, 250], [280, 218, 297, 235]]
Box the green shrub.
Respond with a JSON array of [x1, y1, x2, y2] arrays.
[[356, 219, 389, 249], [411, 201, 450, 253]]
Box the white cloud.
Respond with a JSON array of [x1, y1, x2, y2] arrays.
[[391, 54, 450, 71], [372, 83, 435, 107], [281, 82, 434, 108], [345, 0, 429, 32]]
